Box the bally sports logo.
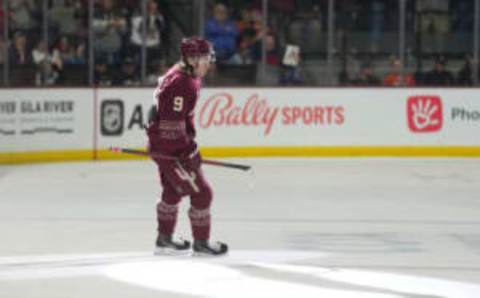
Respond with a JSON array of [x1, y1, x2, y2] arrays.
[[407, 95, 443, 133], [198, 92, 344, 135]]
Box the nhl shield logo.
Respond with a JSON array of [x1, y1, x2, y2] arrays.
[[101, 100, 124, 136]]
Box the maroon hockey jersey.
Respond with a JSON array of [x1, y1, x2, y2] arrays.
[[147, 65, 201, 158]]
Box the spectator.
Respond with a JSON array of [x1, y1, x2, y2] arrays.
[[52, 36, 85, 65], [129, 0, 167, 62], [93, 58, 112, 86], [93, 0, 127, 64], [237, 6, 263, 64], [48, 0, 84, 41], [252, 32, 281, 66], [205, 3, 240, 64], [280, 44, 303, 85], [423, 59, 454, 86], [32, 40, 62, 86], [457, 55, 474, 86], [9, 31, 32, 65], [54, 36, 75, 64], [351, 62, 381, 86], [237, 8, 263, 64], [112, 56, 140, 86], [383, 58, 415, 86], [69, 42, 86, 65], [416, 0, 450, 53], [9, 0, 39, 34], [32, 40, 62, 69]]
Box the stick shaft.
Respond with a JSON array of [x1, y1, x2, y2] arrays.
[[110, 147, 251, 171]]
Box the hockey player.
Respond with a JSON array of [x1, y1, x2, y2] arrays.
[[146, 37, 228, 256]]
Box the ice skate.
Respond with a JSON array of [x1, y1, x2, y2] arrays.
[[192, 240, 228, 256], [154, 234, 191, 256]]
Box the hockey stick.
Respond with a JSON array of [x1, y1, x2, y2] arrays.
[[109, 147, 251, 171]]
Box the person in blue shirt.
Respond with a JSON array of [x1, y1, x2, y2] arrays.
[[205, 3, 240, 63]]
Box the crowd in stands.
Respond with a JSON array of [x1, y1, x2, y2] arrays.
[[0, 0, 479, 87], [348, 56, 462, 87], [204, 1, 305, 85], [2, 0, 167, 86], [203, 0, 479, 87], [6, 0, 87, 85]]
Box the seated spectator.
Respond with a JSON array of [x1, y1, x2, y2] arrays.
[[32, 41, 63, 86], [423, 58, 454, 86], [457, 55, 474, 86], [51, 36, 85, 65], [93, 0, 127, 64], [129, 0, 167, 62], [280, 44, 303, 85], [237, 6, 263, 64], [9, 31, 32, 65], [112, 57, 140, 86], [32, 40, 63, 69], [383, 58, 415, 86], [350, 62, 381, 86], [93, 58, 112, 86], [69, 42, 86, 65], [205, 3, 241, 64], [251, 32, 281, 66]]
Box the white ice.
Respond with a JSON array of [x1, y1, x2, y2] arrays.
[[1, 158, 480, 298]]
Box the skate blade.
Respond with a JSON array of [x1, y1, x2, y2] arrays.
[[153, 247, 192, 257], [191, 250, 229, 258]]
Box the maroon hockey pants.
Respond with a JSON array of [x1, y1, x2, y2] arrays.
[[153, 154, 212, 240]]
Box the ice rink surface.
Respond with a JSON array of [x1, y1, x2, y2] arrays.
[[1, 158, 480, 298]]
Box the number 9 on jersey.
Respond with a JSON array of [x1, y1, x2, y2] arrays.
[[173, 96, 184, 112]]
